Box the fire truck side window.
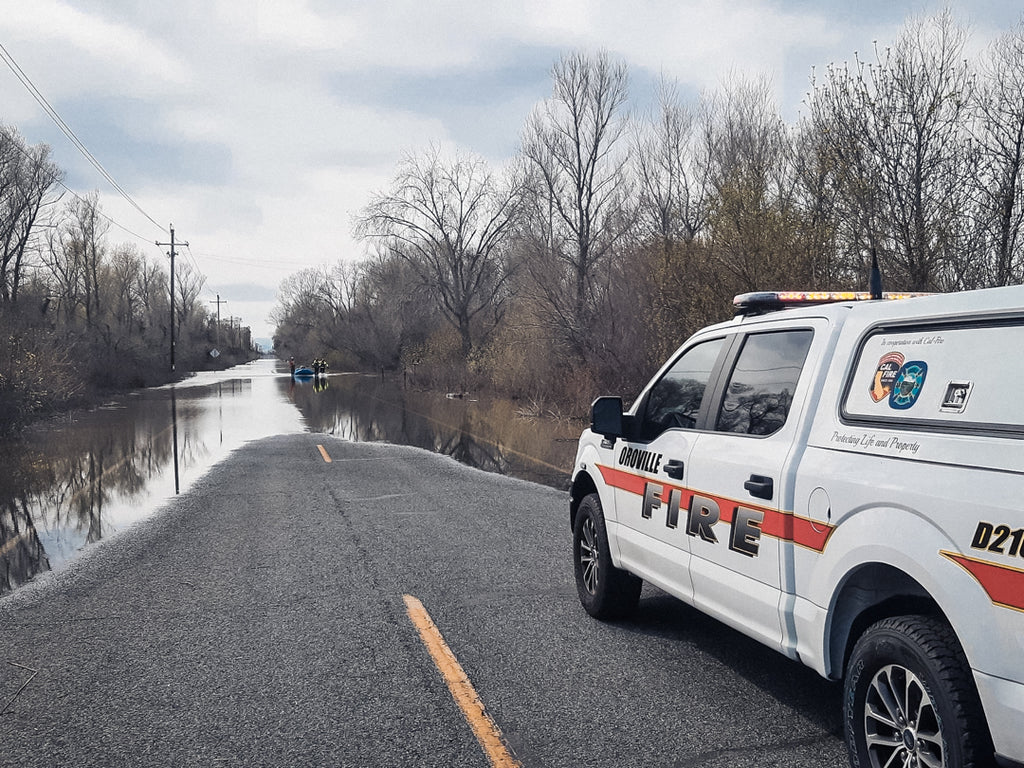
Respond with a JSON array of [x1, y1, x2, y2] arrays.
[[715, 330, 813, 436], [640, 338, 726, 440]]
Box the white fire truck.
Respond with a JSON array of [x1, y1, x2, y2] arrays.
[[570, 286, 1024, 768]]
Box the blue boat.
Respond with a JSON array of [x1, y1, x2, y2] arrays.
[[293, 366, 314, 377]]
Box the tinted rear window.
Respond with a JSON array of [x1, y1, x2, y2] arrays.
[[843, 321, 1024, 431]]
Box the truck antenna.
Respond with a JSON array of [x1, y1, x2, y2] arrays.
[[869, 249, 883, 300]]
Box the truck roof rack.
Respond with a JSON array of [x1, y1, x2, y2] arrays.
[[733, 291, 931, 317]]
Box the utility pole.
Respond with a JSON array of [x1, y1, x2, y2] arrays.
[[156, 224, 188, 372], [210, 294, 227, 344]]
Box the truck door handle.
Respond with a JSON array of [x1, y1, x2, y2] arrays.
[[744, 474, 774, 501], [664, 459, 684, 480]]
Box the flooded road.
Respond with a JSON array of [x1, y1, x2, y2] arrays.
[[0, 359, 581, 595]]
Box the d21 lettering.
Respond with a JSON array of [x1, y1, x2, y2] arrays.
[[641, 481, 764, 557], [971, 521, 1024, 558]]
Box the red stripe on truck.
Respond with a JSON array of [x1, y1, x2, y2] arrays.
[[944, 552, 1024, 612], [596, 464, 834, 553]]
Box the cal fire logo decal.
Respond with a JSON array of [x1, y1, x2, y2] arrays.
[[870, 352, 928, 410], [871, 352, 904, 402]]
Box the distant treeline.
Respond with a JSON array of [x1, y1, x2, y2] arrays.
[[283, 11, 1020, 413], [0, 130, 256, 435]]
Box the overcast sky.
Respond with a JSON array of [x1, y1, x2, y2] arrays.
[[2, 0, 1021, 343]]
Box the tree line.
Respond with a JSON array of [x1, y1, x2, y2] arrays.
[[274, 12, 1024, 414], [0, 127, 255, 435]]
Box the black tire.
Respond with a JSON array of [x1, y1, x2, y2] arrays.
[[844, 615, 994, 768], [572, 493, 642, 621]]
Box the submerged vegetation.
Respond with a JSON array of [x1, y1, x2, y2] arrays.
[[274, 12, 1024, 414]]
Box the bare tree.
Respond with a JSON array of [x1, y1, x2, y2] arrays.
[[973, 22, 1024, 287], [108, 243, 143, 332], [347, 252, 435, 371], [44, 217, 81, 326], [0, 126, 62, 306], [634, 76, 711, 251], [273, 267, 330, 322], [703, 75, 804, 291], [45, 192, 109, 327], [173, 259, 206, 340], [135, 252, 168, 337], [790, 118, 855, 289], [355, 146, 521, 358], [271, 266, 337, 360], [520, 50, 634, 358], [809, 11, 977, 290]]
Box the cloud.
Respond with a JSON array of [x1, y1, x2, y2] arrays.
[[211, 283, 278, 302], [2, 0, 1019, 341], [254, 0, 359, 51], [328, 43, 557, 160], [2, 0, 189, 95]]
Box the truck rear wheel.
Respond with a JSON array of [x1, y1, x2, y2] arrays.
[[572, 493, 641, 620], [844, 615, 993, 768]]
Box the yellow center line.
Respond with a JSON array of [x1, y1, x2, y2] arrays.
[[316, 444, 332, 463], [403, 594, 521, 768]]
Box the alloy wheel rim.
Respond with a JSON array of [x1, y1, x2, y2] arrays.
[[863, 663, 945, 768], [579, 516, 599, 594]]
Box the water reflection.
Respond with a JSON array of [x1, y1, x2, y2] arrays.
[[287, 374, 579, 488], [0, 360, 304, 594], [0, 359, 580, 595]]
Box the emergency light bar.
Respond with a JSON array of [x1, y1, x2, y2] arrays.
[[734, 291, 931, 316]]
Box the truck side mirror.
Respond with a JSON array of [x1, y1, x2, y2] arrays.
[[591, 396, 624, 438]]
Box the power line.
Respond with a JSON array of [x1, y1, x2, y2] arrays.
[[182, 243, 204, 276], [0, 41, 168, 235], [55, 181, 155, 243], [0, 48, 242, 337], [0, 45, 252, 332], [1, 127, 154, 244], [0, 46, 217, 309]]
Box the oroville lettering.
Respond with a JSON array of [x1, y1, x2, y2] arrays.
[[641, 482, 763, 558], [618, 446, 663, 474]]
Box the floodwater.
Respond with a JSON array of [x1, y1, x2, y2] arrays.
[[0, 358, 582, 595]]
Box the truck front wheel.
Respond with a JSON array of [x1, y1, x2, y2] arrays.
[[572, 493, 641, 620], [844, 615, 993, 768]]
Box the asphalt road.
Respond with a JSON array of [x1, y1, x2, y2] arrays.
[[0, 435, 847, 767]]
